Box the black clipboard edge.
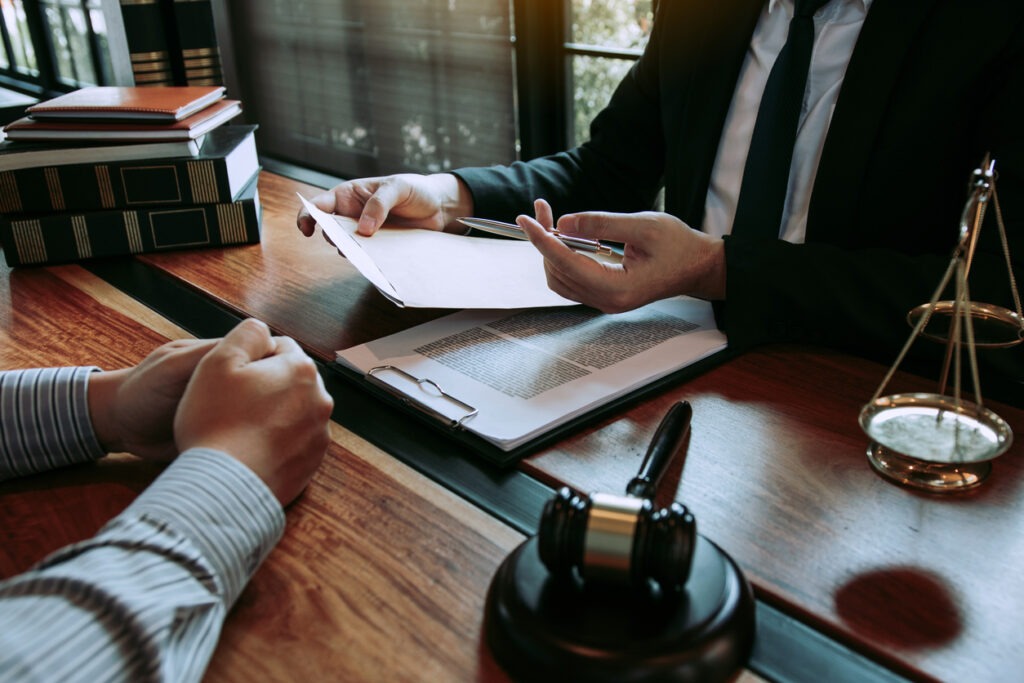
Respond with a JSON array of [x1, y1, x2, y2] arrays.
[[329, 345, 736, 468]]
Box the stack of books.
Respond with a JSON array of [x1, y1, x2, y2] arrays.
[[0, 86, 261, 267]]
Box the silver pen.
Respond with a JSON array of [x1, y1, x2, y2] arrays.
[[457, 217, 622, 257]]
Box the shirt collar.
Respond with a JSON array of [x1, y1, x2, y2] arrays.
[[767, 0, 873, 14]]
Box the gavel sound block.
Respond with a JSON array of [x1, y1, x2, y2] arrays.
[[483, 402, 756, 682]]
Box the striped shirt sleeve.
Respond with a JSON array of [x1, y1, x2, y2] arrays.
[[0, 367, 106, 480], [0, 368, 286, 683]]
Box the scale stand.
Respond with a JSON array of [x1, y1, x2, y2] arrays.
[[859, 155, 1021, 492]]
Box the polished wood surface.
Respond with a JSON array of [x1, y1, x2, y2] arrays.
[[137, 175, 447, 357], [0, 265, 184, 574], [0, 262, 525, 681], [0, 244, 772, 682], [121, 171, 1024, 682]]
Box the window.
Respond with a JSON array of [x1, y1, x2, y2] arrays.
[[220, 0, 652, 182], [1, 1, 652, 173], [0, 0, 113, 98], [567, 0, 653, 146], [43, 0, 112, 87], [224, 0, 517, 180]]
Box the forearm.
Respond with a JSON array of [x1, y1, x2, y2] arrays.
[[453, 16, 665, 223], [0, 448, 284, 683], [0, 367, 105, 481], [453, 116, 664, 224]]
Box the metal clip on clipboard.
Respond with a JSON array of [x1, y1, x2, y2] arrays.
[[366, 365, 479, 429]]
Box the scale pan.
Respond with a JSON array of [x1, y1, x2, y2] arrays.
[[907, 301, 1024, 348], [860, 393, 1012, 464]]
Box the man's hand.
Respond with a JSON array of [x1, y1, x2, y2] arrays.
[[296, 173, 473, 238], [517, 199, 727, 313], [88, 338, 218, 460], [173, 319, 333, 506]]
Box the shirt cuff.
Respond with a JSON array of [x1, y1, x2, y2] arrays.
[[0, 367, 105, 480], [110, 448, 285, 607]]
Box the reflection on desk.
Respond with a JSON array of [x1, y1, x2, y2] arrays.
[[1, 169, 1022, 682], [0, 262, 523, 681]]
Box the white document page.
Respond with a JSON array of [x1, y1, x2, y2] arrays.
[[336, 296, 727, 451], [300, 196, 574, 309]]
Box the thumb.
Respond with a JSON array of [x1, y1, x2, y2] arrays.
[[203, 319, 276, 369], [557, 211, 640, 244], [357, 181, 406, 236]]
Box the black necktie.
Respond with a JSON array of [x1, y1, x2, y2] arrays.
[[732, 0, 830, 240]]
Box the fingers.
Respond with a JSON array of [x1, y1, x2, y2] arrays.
[[297, 210, 316, 237], [517, 213, 614, 307], [557, 211, 647, 245], [296, 174, 456, 239], [204, 319, 276, 369], [88, 336, 219, 460], [173, 320, 333, 506], [267, 337, 333, 421], [267, 334, 300, 356], [156, 338, 219, 369], [517, 213, 602, 276], [249, 336, 331, 420], [356, 179, 409, 236], [296, 190, 338, 237], [517, 213, 573, 260], [533, 198, 554, 230]]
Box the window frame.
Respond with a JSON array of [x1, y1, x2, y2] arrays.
[[207, 0, 647, 181], [513, 0, 646, 160], [0, 0, 127, 101]]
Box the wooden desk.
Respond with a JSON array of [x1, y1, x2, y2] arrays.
[[3, 169, 1022, 682], [0, 262, 531, 681]]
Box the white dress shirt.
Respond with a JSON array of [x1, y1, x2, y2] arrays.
[[703, 0, 873, 243]]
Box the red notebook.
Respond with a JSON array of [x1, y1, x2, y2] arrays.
[[3, 99, 242, 142], [25, 86, 227, 122]]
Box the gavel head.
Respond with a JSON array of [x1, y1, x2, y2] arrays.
[[537, 486, 697, 594]]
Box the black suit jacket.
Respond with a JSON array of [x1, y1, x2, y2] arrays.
[[455, 0, 1024, 400]]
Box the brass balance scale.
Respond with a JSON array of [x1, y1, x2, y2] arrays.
[[859, 156, 1023, 492]]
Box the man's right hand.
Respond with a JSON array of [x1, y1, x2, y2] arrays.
[[296, 172, 474, 238], [173, 319, 334, 506]]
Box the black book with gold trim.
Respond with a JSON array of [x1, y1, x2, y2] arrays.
[[0, 171, 260, 267], [119, 0, 176, 86], [172, 0, 224, 86], [0, 125, 256, 214]]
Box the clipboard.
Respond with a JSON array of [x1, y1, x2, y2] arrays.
[[332, 298, 729, 466], [329, 346, 734, 468]]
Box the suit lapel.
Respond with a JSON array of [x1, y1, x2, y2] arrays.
[[809, 0, 941, 241]]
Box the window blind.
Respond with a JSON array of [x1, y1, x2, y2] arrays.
[[226, 0, 517, 179]]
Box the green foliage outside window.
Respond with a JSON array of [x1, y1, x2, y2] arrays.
[[569, 0, 652, 145]]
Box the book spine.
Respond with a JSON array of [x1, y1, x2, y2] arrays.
[[0, 194, 260, 267], [172, 0, 223, 86], [119, 0, 181, 86], [0, 158, 246, 213]]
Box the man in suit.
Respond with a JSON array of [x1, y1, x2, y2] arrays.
[[298, 0, 1023, 401]]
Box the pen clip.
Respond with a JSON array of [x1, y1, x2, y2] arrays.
[[460, 216, 618, 257]]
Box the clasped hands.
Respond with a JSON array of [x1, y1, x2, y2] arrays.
[[295, 173, 726, 311], [88, 319, 333, 506]]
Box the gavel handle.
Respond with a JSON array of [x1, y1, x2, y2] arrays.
[[625, 401, 692, 499]]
